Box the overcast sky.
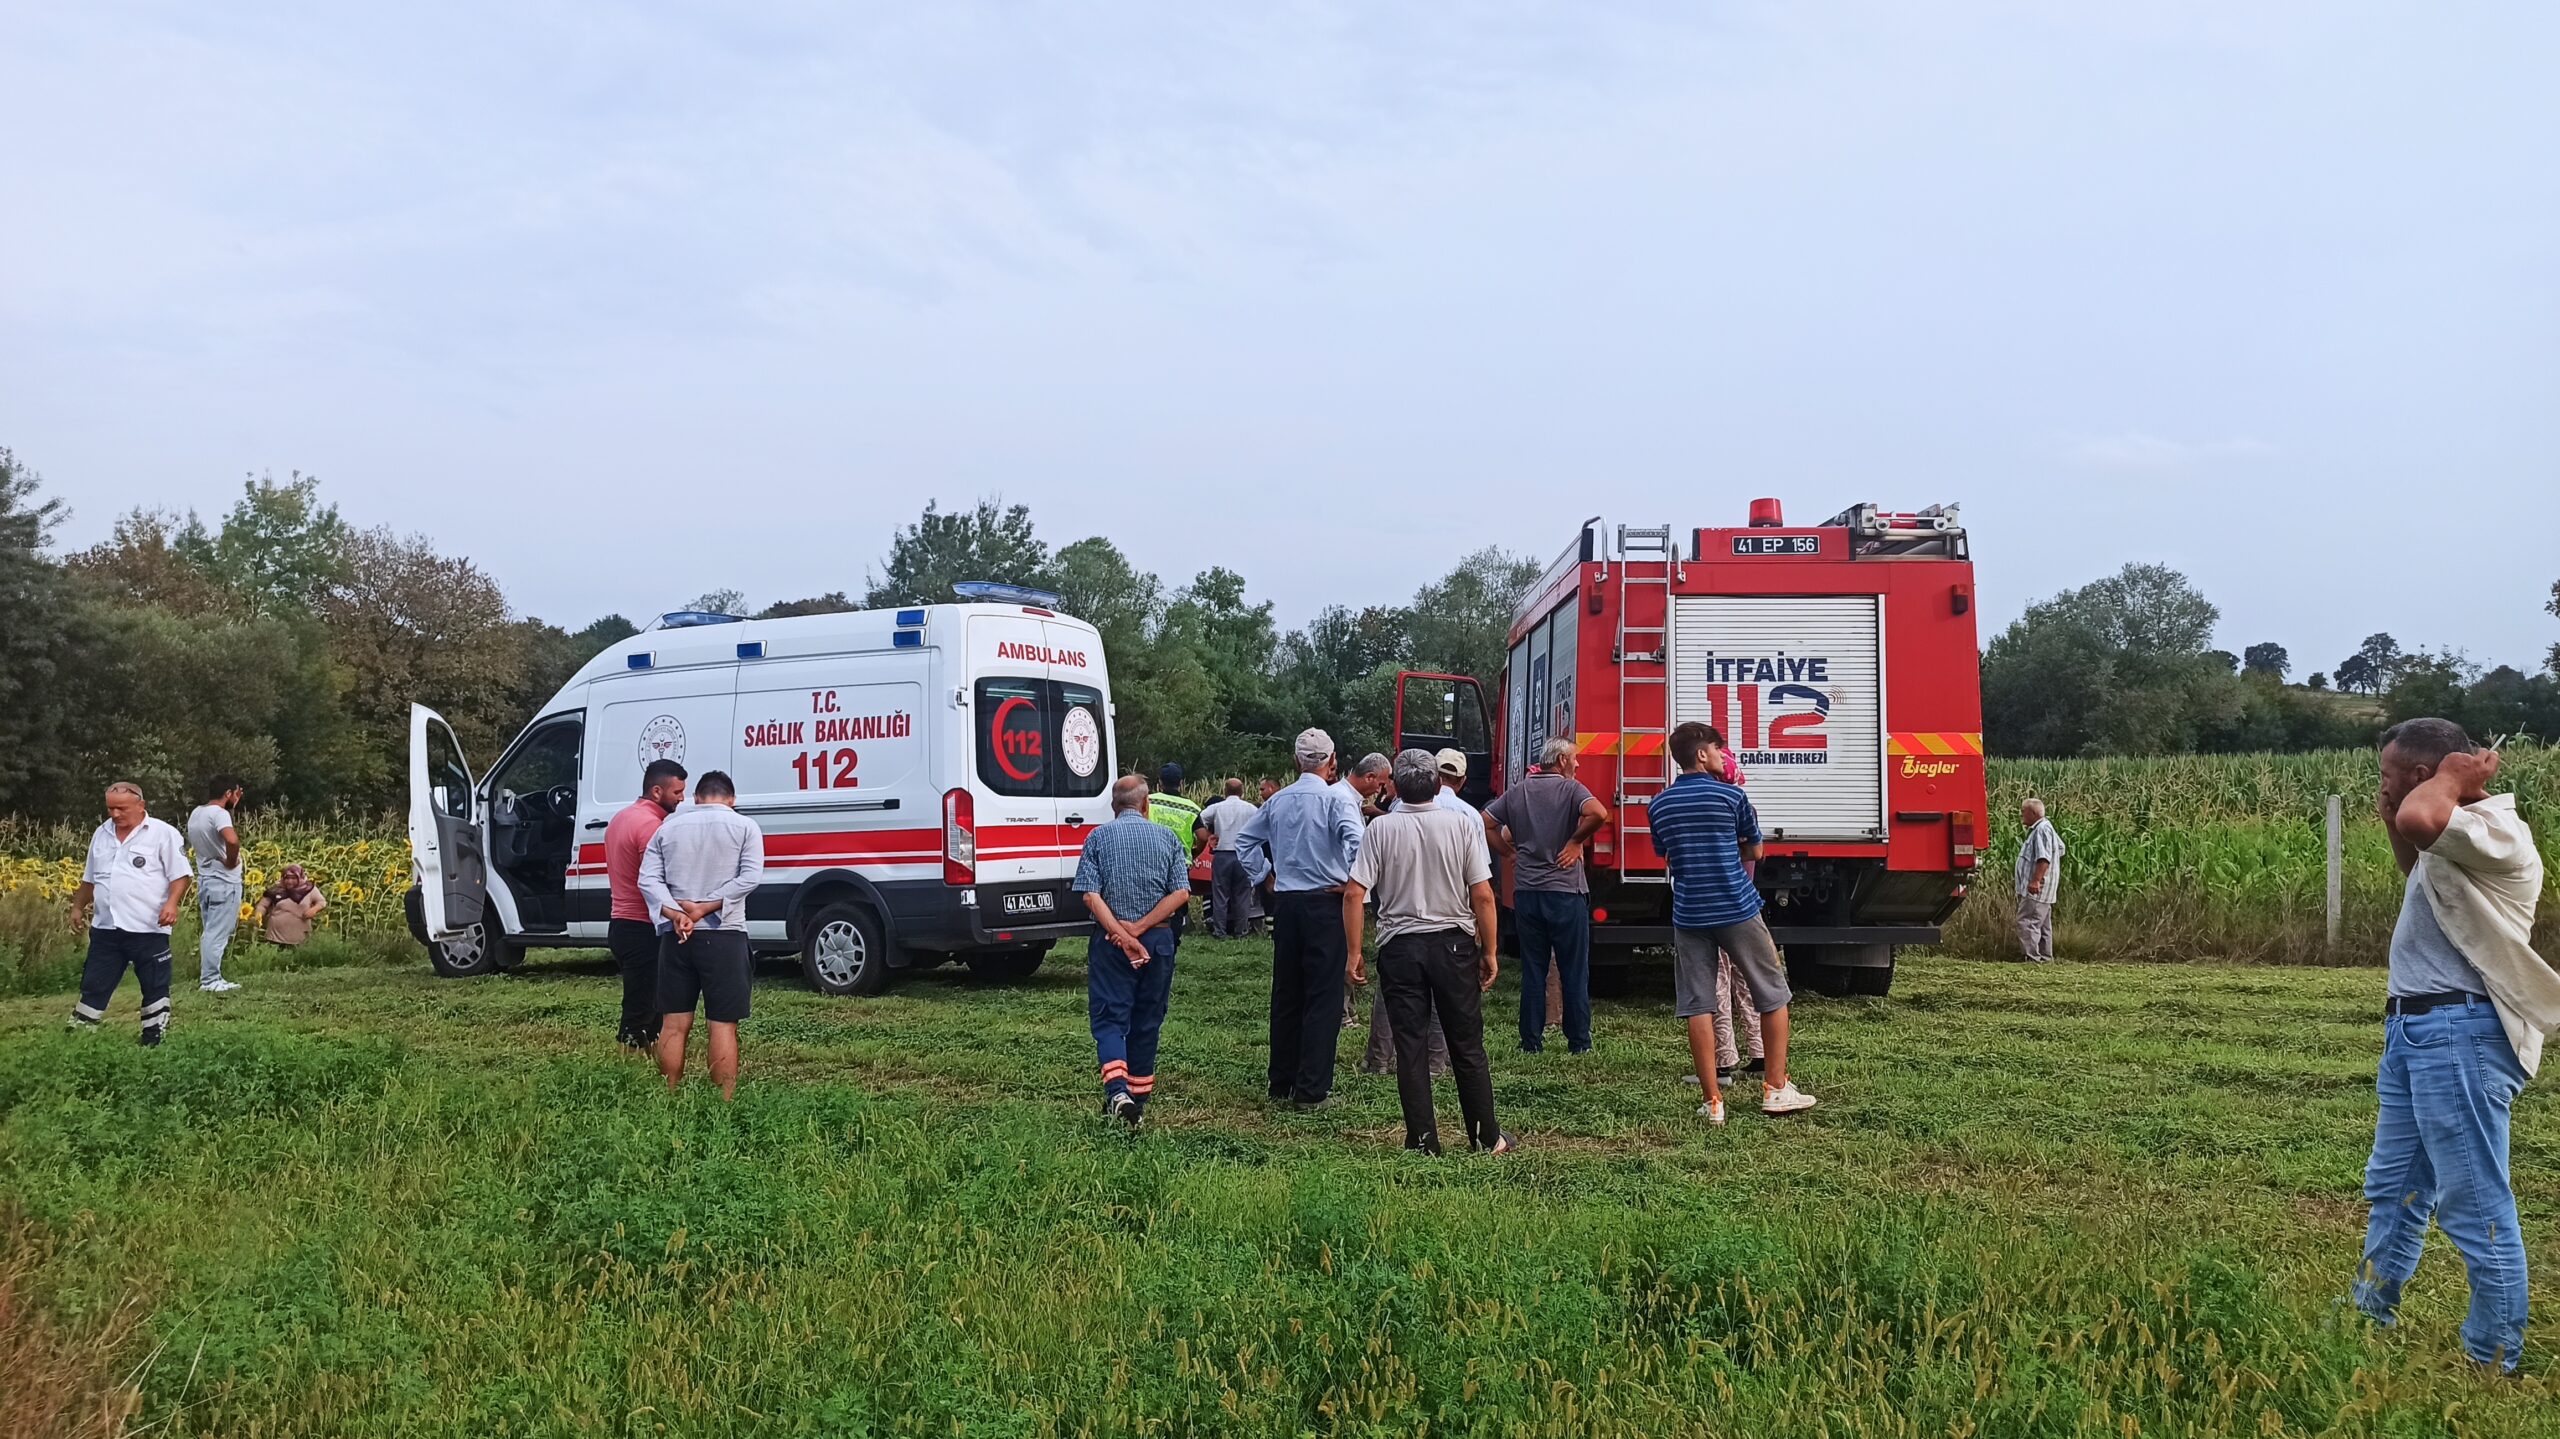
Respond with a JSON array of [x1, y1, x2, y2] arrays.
[[6, 3, 2554, 674]]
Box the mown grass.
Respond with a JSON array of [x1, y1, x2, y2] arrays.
[[4, 933, 2558, 1437]]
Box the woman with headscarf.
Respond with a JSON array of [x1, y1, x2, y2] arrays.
[[256, 864, 329, 946]]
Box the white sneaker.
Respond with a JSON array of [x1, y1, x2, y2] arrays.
[[1761, 1081, 1818, 1116], [199, 979, 241, 993], [1699, 1099, 1726, 1126]]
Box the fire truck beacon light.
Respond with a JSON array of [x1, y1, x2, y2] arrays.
[[1747, 498, 1785, 528]]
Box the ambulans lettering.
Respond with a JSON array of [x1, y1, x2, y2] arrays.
[[993, 640, 1089, 669], [1703, 657, 1836, 764]]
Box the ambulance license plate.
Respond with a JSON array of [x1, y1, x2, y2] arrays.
[[1001, 891, 1056, 917]]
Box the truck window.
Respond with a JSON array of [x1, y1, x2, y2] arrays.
[[975, 677, 1051, 798], [1051, 681, 1110, 799]]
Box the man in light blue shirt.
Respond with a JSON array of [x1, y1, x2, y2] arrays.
[[638, 771, 765, 1100], [1236, 727, 1364, 1105]]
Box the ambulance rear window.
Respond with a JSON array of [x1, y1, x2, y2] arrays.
[[976, 677, 1050, 798]]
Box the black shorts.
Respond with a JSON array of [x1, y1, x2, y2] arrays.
[[658, 929, 753, 1024]]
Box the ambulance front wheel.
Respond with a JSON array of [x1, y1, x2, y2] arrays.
[[802, 902, 890, 996]]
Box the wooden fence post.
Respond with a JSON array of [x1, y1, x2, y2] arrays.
[[2326, 794, 2343, 952]]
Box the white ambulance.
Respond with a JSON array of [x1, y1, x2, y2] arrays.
[[405, 591, 1115, 995]]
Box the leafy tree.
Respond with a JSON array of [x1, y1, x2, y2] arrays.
[[2205, 649, 2240, 675], [0, 450, 79, 810], [757, 593, 858, 619], [681, 588, 748, 617], [321, 527, 526, 804], [1982, 563, 2238, 756], [2546, 577, 2559, 677], [1404, 547, 1542, 688], [174, 472, 349, 617], [68, 509, 240, 616], [2307, 671, 2328, 690], [574, 615, 641, 651], [2335, 633, 2401, 694], [863, 498, 1049, 609], [2242, 642, 2289, 680], [2040, 562, 2219, 655], [1048, 538, 1161, 651]]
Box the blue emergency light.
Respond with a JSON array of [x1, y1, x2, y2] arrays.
[[895, 608, 926, 627], [736, 641, 765, 660], [892, 631, 923, 648], [627, 653, 654, 670]]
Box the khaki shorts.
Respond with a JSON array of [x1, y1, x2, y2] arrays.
[[1672, 917, 1790, 1019]]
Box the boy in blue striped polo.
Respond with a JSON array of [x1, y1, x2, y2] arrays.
[[1645, 722, 1817, 1124]]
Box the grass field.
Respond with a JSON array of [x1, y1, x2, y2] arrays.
[[6, 934, 2559, 1437]]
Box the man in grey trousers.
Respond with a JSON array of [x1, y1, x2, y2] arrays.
[[2014, 797, 2064, 963], [186, 776, 248, 993]]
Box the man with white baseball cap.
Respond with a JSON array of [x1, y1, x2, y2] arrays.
[[1236, 727, 1365, 1107]]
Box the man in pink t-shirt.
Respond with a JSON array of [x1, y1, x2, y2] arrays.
[[606, 759, 690, 1049]]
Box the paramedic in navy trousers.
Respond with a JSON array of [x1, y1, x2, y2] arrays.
[[1073, 774, 1194, 1126]]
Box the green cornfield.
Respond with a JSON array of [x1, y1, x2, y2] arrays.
[[1946, 743, 2560, 964]]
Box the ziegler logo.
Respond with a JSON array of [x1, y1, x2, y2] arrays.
[[1900, 757, 1960, 779]]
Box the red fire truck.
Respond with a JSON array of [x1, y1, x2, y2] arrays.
[[1392, 500, 1985, 999]]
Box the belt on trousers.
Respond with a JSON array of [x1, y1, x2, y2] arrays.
[[2385, 991, 2490, 1017]]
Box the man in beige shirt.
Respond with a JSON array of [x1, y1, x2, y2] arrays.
[[2353, 718, 2554, 1372]]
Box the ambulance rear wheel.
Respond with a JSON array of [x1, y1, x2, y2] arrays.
[[802, 903, 889, 997]]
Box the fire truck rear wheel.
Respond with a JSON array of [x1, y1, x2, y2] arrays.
[[801, 902, 889, 997]]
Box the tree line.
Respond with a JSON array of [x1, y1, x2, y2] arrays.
[[1981, 562, 2560, 757], [0, 457, 1541, 819], [7, 446, 2555, 821]]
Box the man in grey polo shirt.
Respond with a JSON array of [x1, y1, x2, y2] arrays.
[[1487, 737, 1610, 1052], [1344, 750, 1514, 1155]]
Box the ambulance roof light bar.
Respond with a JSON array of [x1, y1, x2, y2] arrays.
[[648, 610, 746, 631], [953, 580, 1064, 609]]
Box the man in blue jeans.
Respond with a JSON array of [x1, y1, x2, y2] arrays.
[[1486, 737, 1609, 1053], [2355, 718, 2557, 1372], [1074, 774, 1194, 1127]]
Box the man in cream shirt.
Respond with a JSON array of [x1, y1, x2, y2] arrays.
[[2354, 718, 2558, 1373]]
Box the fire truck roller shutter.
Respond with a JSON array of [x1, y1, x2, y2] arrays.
[[1668, 595, 1886, 842]]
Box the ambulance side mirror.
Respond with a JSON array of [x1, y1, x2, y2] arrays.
[[1950, 583, 1971, 616]]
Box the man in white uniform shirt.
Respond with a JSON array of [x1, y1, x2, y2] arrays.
[[186, 775, 248, 992], [72, 782, 193, 1045]]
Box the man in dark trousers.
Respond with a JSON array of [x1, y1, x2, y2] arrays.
[[1073, 774, 1195, 1126], [1345, 750, 1514, 1155], [1236, 727, 1364, 1107], [604, 758, 687, 1049], [1486, 736, 1610, 1053]]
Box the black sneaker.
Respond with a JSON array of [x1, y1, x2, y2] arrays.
[[1105, 1092, 1138, 1124], [139, 1028, 164, 1048]]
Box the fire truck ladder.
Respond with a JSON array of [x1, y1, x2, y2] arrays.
[[1612, 523, 1679, 883]]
